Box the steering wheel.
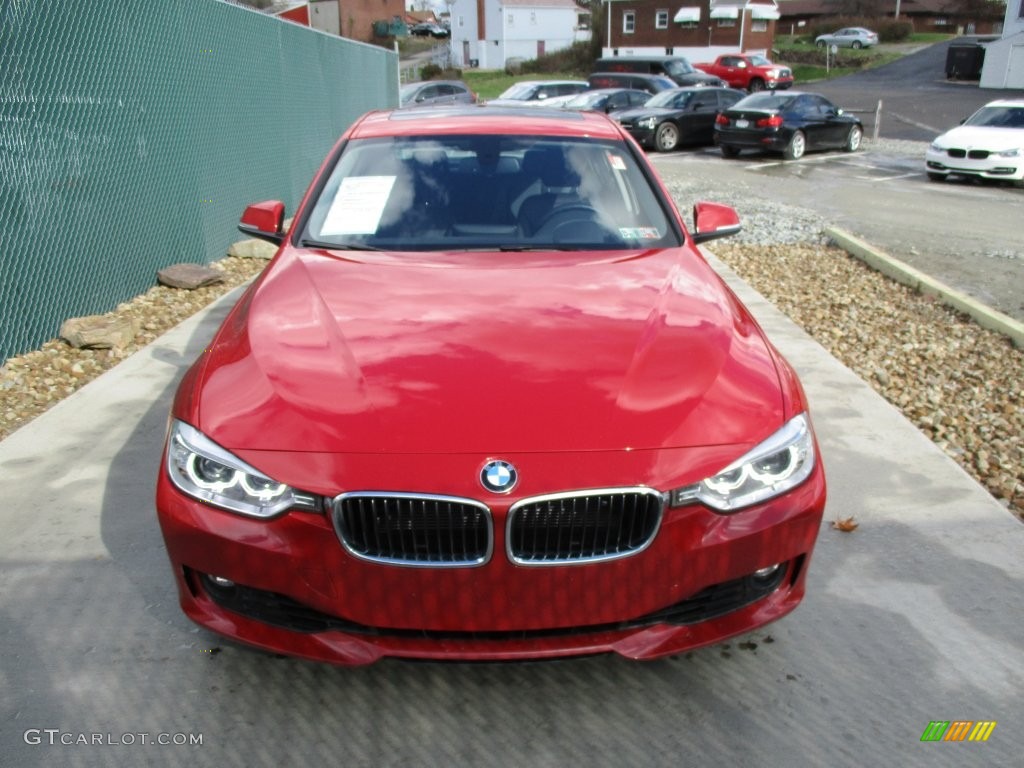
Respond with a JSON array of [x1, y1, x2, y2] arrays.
[[533, 204, 602, 238]]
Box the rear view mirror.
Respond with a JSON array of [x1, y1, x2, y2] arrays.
[[238, 200, 286, 245], [691, 201, 741, 245]]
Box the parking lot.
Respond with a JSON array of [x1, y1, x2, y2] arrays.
[[2, 246, 1022, 767], [3, 38, 1023, 768], [651, 144, 1024, 322]]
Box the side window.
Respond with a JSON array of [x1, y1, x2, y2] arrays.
[[655, 10, 668, 28], [420, 86, 440, 101], [810, 96, 833, 115], [623, 11, 635, 34]]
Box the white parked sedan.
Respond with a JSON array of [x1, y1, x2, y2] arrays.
[[925, 99, 1024, 188], [486, 80, 588, 107]]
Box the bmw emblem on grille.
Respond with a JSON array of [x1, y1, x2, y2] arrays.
[[480, 460, 518, 494]]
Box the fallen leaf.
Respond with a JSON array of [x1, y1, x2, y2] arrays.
[[832, 517, 859, 532]]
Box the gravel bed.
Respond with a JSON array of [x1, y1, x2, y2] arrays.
[[664, 171, 1022, 520], [2, 167, 1021, 521], [0, 256, 267, 442]]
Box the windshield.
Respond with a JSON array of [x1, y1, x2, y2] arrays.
[[735, 93, 795, 111], [302, 135, 679, 252], [646, 90, 691, 109], [748, 55, 771, 67], [497, 83, 538, 100], [664, 60, 696, 76], [398, 84, 420, 106], [565, 92, 606, 108], [964, 105, 1024, 129]]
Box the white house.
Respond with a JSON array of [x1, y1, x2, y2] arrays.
[[980, 0, 1024, 88], [449, 0, 590, 69]]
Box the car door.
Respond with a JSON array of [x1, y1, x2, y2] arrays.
[[682, 91, 723, 144], [808, 95, 848, 147], [789, 95, 828, 148], [416, 85, 442, 106]]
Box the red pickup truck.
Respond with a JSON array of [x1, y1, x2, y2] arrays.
[[694, 54, 794, 92]]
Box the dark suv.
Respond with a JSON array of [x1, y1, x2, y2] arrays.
[[593, 56, 724, 88], [587, 72, 678, 94]]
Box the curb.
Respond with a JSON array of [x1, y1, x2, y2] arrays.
[[825, 226, 1024, 349]]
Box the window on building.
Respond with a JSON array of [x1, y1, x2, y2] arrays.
[[717, 19, 735, 28], [624, 11, 635, 33], [656, 10, 668, 28], [508, 12, 514, 25], [751, 20, 767, 32]]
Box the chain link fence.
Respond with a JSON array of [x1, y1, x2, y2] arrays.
[[0, 0, 398, 363]]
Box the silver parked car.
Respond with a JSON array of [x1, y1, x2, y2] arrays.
[[399, 80, 477, 108], [815, 27, 879, 50]]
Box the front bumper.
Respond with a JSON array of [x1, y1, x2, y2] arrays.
[[925, 149, 1023, 182], [621, 125, 656, 149], [156, 456, 826, 665]]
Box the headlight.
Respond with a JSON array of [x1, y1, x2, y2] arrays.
[[669, 414, 816, 512], [929, 141, 945, 152], [166, 420, 317, 518], [996, 147, 1021, 158], [637, 117, 657, 130]]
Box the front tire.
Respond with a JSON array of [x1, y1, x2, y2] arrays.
[[721, 144, 741, 158], [816, 40, 826, 49], [852, 41, 863, 49], [748, 78, 765, 92], [654, 122, 680, 152], [844, 125, 862, 152], [783, 131, 806, 160]]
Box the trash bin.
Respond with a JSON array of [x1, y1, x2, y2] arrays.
[[945, 41, 985, 80]]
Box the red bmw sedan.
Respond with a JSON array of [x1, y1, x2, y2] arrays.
[[156, 107, 826, 665]]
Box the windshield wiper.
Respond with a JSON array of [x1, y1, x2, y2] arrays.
[[298, 238, 381, 251]]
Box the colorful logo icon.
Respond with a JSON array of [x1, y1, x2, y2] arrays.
[[920, 721, 996, 742]]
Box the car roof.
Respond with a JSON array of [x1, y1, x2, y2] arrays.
[[982, 98, 1024, 107], [591, 71, 671, 81], [347, 107, 627, 140], [403, 80, 467, 89], [512, 80, 588, 87]]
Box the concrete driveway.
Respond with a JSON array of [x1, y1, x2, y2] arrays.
[[1, 254, 1021, 766]]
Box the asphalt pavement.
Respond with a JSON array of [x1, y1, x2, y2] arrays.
[[1, 249, 1021, 767], [808, 39, 1024, 141]]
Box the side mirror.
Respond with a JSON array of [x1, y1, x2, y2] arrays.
[[691, 201, 741, 245], [238, 200, 285, 245]]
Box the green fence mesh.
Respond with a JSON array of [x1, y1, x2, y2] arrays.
[[0, 0, 398, 363]]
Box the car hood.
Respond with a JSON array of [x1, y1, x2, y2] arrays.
[[617, 107, 681, 121], [195, 247, 783, 454], [935, 125, 1024, 151]]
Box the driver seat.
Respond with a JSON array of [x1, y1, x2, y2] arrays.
[[517, 147, 584, 236]]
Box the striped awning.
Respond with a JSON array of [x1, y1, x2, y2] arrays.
[[751, 6, 781, 20], [673, 7, 701, 23]]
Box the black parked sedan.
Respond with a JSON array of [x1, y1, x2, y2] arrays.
[[616, 87, 744, 152], [715, 91, 863, 160]]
